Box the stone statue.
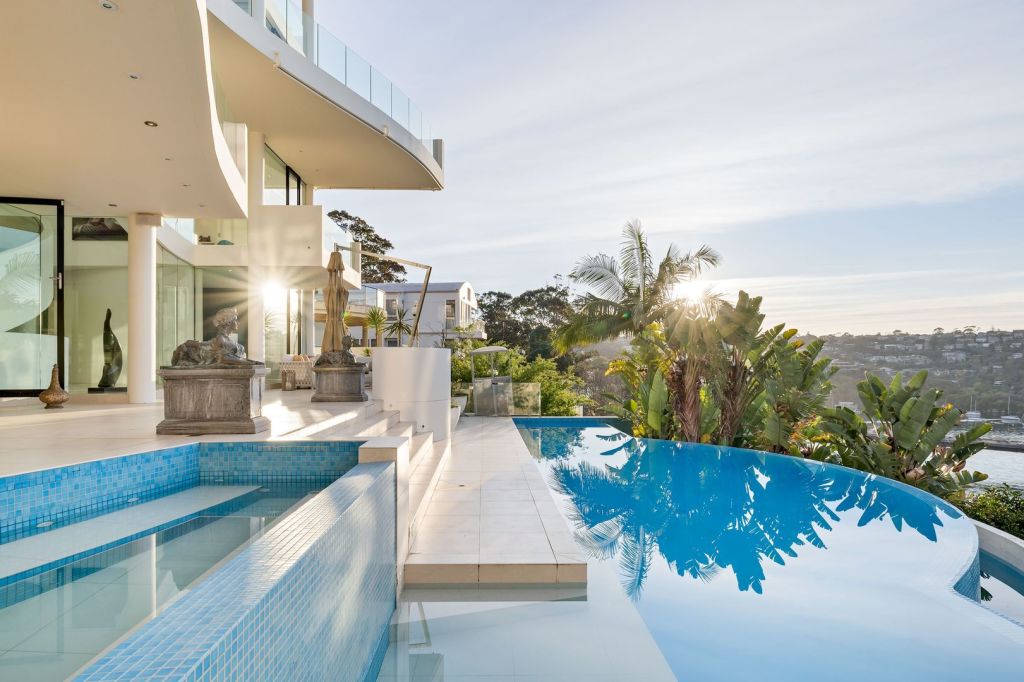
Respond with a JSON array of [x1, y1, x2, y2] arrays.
[[169, 308, 263, 368], [97, 308, 123, 388], [315, 334, 356, 367]]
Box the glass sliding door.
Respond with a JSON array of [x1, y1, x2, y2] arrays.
[[0, 199, 63, 395]]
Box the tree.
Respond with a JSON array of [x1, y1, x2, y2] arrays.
[[327, 209, 407, 282], [554, 220, 719, 353], [478, 283, 575, 359], [385, 306, 412, 346], [366, 306, 387, 347], [818, 370, 990, 499]]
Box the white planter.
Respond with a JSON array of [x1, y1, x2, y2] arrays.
[[372, 347, 451, 441]]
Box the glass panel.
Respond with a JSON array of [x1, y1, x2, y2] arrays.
[[408, 103, 423, 141], [0, 202, 58, 391], [346, 48, 371, 101], [265, 0, 287, 40], [263, 145, 287, 205], [391, 87, 410, 129], [194, 218, 247, 246], [315, 26, 347, 84], [232, 0, 252, 14], [263, 284, 288, 383], [371, 69, 392, 114], [513, 383, 542, 415], [285, 0, 304, 53], [156, 247, 196, 382], [64, 215, 129, 393]]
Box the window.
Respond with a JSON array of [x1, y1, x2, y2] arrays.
[[385, 298, 398, 319], [385, 338, 399, 347], [445, 299, 456, 330], [263, 146, 287, 205], [264, 145, 304, 206]]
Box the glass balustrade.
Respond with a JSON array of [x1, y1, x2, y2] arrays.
[[228, 0, 440, 166]]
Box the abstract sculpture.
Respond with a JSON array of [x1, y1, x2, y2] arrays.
[[97, 308, 123, 388]]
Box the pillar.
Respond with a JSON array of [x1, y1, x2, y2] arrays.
[[127, 213, 161, 403], [301, 289, 316, 354]]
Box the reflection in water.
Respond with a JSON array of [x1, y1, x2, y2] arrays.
[[524, 428, 956, 599]]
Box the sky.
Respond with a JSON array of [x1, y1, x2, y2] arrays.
[[314, 0, 1024, 335]]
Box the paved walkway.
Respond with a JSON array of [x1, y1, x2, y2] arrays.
[[406, 417, 586, 584], [0, 390, 377, 476]]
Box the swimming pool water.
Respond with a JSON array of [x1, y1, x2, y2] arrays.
[[365, 419, 1024, 680], [0, 485, 313, 680], [512, 420, 1024, 679]]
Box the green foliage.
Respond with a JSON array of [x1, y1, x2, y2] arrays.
[[327, 210, 406, 282], [605, 332, 675, 438], [819, 370, 990, 498], [554, 220, 719, 353], [958, 485, 1024, 540], [447, 337, 589, 416], [385, 307, 412, 346], [661, 291, 835, 451], [478, 284, 574, 359], [365, 306, 387, 347]]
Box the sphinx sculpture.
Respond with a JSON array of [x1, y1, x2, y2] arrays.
[[170, 308, 263, 368], [157, 307, 268, 435]]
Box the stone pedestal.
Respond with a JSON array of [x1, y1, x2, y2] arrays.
[[312, 364, 367, 402], [157, 366, 270, 435]]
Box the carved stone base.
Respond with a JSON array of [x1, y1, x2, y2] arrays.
[[157, 366, 269, 435], [311, 364, 367, 402]]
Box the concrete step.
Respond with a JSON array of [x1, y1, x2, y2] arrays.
[[283, 400, 382, 439], [408, 432, 434, 465], [408, 438, 450, 535], [383, 422, 416, 439]]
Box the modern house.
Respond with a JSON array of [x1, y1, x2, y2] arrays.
[[370, 281, 485, 347], [0, 0, 443, 399]]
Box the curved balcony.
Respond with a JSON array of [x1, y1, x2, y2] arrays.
[[209, 0, 443, 191]]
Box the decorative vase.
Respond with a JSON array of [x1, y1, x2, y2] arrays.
[[39, 365, 69, 409]]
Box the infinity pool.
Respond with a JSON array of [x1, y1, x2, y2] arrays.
[[378, 418, 1024, 681], [0, 485, 312, 680]]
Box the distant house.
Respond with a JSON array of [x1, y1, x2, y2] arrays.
[[366, 281, 485, 347]]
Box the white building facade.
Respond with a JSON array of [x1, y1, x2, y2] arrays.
[[0, 0, 443, 400], [366, 282, 484, 348]]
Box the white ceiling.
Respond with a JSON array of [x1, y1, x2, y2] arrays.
[[0, 0, 246, 219]]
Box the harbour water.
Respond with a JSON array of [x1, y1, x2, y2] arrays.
[[971, 448, 1024, 489]]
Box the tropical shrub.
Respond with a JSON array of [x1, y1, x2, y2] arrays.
[[662, 291, 835, 451], [604, 332, 676, 439], [818, 371, 990, 498], [958, 485, 1024, 540]]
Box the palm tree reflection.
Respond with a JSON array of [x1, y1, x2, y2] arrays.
[[550, 439, 954, 599]]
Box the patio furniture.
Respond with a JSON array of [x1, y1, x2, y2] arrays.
[[280, 355, 315, 388]]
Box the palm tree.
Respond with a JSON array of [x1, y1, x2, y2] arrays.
[[385, 306, 412, 346], [554, 220, 719, 353], [366, 306, 387, 347]]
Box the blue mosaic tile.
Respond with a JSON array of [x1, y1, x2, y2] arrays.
[[74, 462, 398, 682], [0, 444, 200, 544]]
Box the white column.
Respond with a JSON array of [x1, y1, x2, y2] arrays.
[[246, 130, 266, 363], [301, 289, 316, 354], [127, 213, 161, 404], [250, 0, 266, 25]]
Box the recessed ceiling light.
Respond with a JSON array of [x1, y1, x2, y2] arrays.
[[108, 203, 118, 207], [98, 0, 118, 10], [144, 120, 158, 127], [183, 184, 191, 187], [128, 73, 141, 80], [164, 157, 173, 161], [199, 204, 205, 208]]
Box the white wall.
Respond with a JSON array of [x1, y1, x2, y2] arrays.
[[372, 347, 451, 441]]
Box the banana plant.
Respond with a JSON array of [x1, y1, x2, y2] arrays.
[[819, 370, 989, 499]]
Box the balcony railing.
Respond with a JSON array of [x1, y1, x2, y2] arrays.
[[239, 0, 441, 167]]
